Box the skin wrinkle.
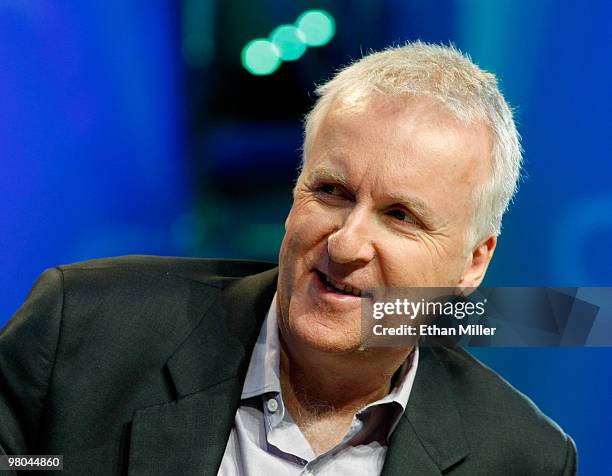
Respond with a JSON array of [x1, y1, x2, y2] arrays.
[[304, 166, 441, 232]]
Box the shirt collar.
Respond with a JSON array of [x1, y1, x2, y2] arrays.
[[240, 292, 419, 414], [241, 293, 282, 398]]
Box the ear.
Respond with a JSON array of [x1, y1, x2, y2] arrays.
[[458, 235, 497, 289]]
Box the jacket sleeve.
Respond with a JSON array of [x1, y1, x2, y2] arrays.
[[562, 434, 578, 476], [0, 268, 63, 457]]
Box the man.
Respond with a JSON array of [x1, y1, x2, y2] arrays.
[[1, 42, 576, 475]]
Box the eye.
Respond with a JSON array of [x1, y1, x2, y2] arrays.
[[387, 208, 418, 225], [316, 183, 346, 197]]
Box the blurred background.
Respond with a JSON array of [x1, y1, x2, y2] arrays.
[[1, 0, 610, 472]]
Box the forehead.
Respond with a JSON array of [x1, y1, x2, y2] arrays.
[[307, 94, 492, 183]]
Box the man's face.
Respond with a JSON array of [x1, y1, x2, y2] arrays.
[[277, 95, 493, 354]]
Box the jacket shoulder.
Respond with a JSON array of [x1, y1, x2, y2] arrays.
[[433, 345, 576, 473], [18, 256, 277, 450], [58, 254, 277, 286], [53, 255, 277, 355]]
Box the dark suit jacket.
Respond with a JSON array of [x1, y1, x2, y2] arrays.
[[0, 256, 576, 475]]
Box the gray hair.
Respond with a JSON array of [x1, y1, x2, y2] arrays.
[[302, 41, 522, 249]]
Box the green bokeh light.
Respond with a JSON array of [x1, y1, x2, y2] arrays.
[[270, 25, 307, 61], [296, 9, 336, 47], [241, 39, 281, 75], [241, 10, 336, 75]]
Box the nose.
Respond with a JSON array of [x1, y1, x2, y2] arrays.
[[327, 206, 376, 265]]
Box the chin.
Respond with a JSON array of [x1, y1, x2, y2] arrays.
[[284, 309, 363, 354]]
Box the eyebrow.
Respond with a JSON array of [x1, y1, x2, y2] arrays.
[[383, 192, 438, 228], [306, 166, 439, 228], [307, 167, 351, 188]]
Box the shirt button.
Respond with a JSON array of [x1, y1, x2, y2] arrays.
[[266, 398, 279, 413]]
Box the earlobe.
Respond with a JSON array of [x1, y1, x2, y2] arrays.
[[458, 235, 497, 289]]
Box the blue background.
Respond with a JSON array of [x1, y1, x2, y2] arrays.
[[1, 1, 610, 473]]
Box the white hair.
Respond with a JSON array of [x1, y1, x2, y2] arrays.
[[302, 41, 522, 249]]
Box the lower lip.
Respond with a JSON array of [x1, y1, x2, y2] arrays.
[[310, 270, 363, 307]]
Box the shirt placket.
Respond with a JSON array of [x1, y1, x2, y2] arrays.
[[264, 394, 315, 465], [300, 414, 366, 475]]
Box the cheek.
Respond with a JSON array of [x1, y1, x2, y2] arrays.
[[285, 200, 341, 245], [376, 237, 466, 286], [279, 201, 334, 279]]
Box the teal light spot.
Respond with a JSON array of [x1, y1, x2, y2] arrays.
[[270, 25, 307, 61], [296, 9, 336, 47], [241, 39, 281, 75]]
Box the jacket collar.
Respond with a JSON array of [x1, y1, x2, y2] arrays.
[[382, 344, 470, 475]]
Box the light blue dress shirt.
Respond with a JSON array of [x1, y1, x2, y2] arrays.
[[218, 294, 419, 476]]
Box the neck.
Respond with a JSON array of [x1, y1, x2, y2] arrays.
[[279, 334, 412, 414]]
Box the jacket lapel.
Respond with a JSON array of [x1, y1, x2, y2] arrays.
[[127, 267, 278, 476], [381, 345, 470, 475]]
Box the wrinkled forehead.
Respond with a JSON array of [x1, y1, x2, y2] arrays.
[[305, 91, 490, 153], [326, 92, 473, 128], [309, 94, 494, 166]]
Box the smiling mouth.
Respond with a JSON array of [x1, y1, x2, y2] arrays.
[[315, 270, 362, 297]]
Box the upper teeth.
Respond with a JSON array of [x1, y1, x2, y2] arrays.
[[324, 274, 361, 296]]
